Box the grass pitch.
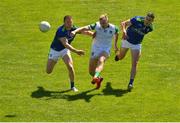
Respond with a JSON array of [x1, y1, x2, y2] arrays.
[[0, 0, 180, 121]]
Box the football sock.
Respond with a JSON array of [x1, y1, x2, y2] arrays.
[[129, 79, 134, 85], [70, 81, 74, 88], [94, 71, 100, 78]]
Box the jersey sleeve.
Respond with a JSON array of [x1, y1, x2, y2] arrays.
[[72, 25, 78, 30], [88, 23, 97, 30], [130, 17, 138, 25], [131, 16, 144, 25]]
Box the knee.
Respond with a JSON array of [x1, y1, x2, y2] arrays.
[[67, 64, 74, 72], [99, 57, 106, 64]]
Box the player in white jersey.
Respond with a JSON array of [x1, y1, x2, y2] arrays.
[[71, 14, 119, 89]]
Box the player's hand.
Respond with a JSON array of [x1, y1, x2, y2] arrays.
[[76, 50, 85, 56], [92, 31, 96, 39], [71, 31, 76, 37]]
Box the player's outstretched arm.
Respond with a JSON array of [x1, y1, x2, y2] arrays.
[[71, 26, 90, 36], [59, 37, 85, 56], [80, 30, 94, 37], [121, 19, 132, 40]]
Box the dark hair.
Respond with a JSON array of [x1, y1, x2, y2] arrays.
[[147, 12, 155, 19], [63, 15, 72, 22]]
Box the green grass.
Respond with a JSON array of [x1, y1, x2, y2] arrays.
[[0, 0, 180, 121]]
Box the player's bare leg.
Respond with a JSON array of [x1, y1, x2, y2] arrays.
[[89, 58, 98, 77], [128, 49, 141, 90], [91, 52, 108, 89], [62, 53, 78, 92], [46, 59, 57, 74], [95, 53, 107, 75], [115, 47, 129, 61]]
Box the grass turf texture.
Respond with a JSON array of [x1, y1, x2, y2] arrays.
[[0, 0, 180, 121]]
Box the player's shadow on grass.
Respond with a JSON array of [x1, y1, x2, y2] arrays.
[[66, 88, 101, 102], [4, 114, 16, 118], [102, 82, 129, 97], [31, 86, 99, 102], [31, 86, 70, 99]]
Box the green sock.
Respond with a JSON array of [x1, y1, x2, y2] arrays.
[[94, 71, 100, 78]]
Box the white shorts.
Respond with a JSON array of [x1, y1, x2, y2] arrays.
[[121, 40, 141, 50], [91, 45, 110, 58], [48, 48, 70, 61]]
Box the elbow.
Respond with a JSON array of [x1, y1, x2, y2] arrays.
[[61, 42, 68, 48], [63, 44, 68, 49]]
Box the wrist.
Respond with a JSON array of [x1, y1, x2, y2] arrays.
[[75, 49, 79, 53], [123, 30, 126, 33], [74, 31, 77, 34]]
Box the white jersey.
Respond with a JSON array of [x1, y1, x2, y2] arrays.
[[88, 22, 119, 49]]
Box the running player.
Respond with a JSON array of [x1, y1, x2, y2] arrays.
[[71, 14, 119, 89], [46, 15, 93, 92], [115, 12, 155, 91]]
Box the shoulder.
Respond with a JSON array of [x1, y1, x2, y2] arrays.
[[88, 22, 99, 30], [56, 25, 66, 37], [109, 23, 115, 28], [131, 16, 144, 24], [109, 23, 119, 33], [109, 23, 116, 30], [57, 25, 65, 33], [135, 16, 145, 22]]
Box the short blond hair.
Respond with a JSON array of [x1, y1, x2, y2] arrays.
[[99, 14, 108, 20]]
